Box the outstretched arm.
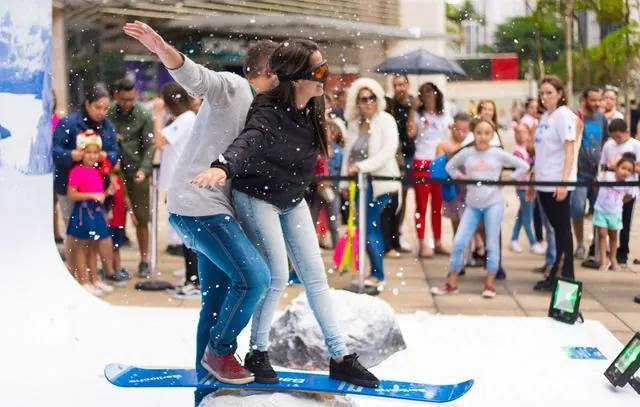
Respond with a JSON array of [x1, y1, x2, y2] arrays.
[[123, 21, 183, 69], [124, 21, 228, 100]]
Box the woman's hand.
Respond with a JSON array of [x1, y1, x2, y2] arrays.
[[154, 135, 169, 151], [554, 186, 568, 202], [455, 174, 465, 180], [347, 164, 359, 175], [153, 97, 165, 115], [192, 168, 227, 188], [525, 187, 536, 202]]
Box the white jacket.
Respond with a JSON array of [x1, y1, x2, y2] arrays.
[[340, 78, 402, 202]]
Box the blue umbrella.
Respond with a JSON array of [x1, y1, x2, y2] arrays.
[[374, 49, 467, 78]]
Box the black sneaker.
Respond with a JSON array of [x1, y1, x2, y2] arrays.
[[634, 295, 640, 304], [244, 350, 279, 384], [581, 258, 600, 269], [459, 268, 466, 277], [496, 267, 507, 281], [166, 245, 183, 256], [533, 275, 556, 292], [329, 353, 379, 388], [105, 272, 127, 287], [533, 265, 550, 274], [138, 262, 150, 278]]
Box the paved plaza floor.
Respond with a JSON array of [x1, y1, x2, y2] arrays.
[[62, 184, 640, 347]]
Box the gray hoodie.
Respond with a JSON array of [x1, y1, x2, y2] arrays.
[[167, 56, 253, 217]]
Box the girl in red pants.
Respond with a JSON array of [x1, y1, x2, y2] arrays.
[[408, 82, 453, 257]]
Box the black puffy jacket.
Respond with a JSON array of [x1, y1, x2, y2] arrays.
[[211, 103, 319, 209]]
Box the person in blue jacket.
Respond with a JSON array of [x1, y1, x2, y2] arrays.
[[53, 83, 119, 272]]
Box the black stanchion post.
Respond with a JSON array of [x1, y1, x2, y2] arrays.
[[135, 163, 174, 292]]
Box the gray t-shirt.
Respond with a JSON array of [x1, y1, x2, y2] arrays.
[[349, 132, 369, 165], [167, 56, 254, 217], [445, 147, 530, 208]]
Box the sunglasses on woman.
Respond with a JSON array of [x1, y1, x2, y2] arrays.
[[359, 95, 377, 104], [278, 61, 330, 83]]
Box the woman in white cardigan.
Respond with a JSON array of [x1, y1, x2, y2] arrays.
[[340, 78, 402, 289]]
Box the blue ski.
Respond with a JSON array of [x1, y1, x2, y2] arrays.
[[105, 363, 474, 404]]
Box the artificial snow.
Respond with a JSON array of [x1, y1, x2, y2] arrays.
[[199, 391, 357, 407], [268, 290, 406, 370]]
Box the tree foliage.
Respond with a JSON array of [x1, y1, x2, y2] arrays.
[[492, 16, 565, 78]]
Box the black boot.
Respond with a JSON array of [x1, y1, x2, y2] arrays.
[[533, 274, 556, 292], [244, 350, 279, 384], [330, 353, 379, 388]]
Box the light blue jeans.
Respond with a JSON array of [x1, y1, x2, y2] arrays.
[[233, 190, 348, 358], [511, 190, 537, 245], [536, 195, 557, 267], [450, 202, 504, 274]]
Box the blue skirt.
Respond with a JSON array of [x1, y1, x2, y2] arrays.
[[67, 200, 110, 240]]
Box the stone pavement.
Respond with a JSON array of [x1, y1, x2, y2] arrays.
[[76, 183, 640, 347]]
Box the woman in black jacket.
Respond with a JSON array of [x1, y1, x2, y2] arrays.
[[193, 40, 379, 388]]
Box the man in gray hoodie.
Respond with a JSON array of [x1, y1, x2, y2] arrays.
[[124, 21, 278, 404]]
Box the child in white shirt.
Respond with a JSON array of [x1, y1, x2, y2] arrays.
[[594, 153, 636, 272]]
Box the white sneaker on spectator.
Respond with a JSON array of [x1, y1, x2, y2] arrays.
[[172, 268, 186, 278], [174, 284, 201, 300], [83, 283, 103, 296], [399, 235, 413, 252], [94, 281, 114, 293], [530, 243, 546, 255], [510, 241, 523, 253]]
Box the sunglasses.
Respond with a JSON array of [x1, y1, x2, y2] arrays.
[[278, 61, 330, 83], [359, 95, 377, 104]]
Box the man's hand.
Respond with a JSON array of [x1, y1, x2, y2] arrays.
[[71, 149, 84, 162], [134, 170, 146, 184], [192, 168, 227, 189], [123, 21, 169, 55]]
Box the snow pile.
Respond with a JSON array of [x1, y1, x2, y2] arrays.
[[268, 290, 406, 370], [199, 390, 357, 407]]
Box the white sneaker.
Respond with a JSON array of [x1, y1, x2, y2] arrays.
[[510, 241, 523, 253], [530, 242, 546, 255], [174, 284, 201, 300], [172, 268, 186, 278], [399, 235, 413, 252], [83, 283, 103, 296], [482, 285, 497, 298], [94, 281, 114, 293]]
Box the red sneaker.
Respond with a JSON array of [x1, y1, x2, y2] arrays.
[[201, 347, 254, 384]]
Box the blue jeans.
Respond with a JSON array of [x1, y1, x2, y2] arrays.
[[168, 213, 271, 405], [511, 190, 536, 245], [536, 195, 557, 267], [233, 191, 348, 358], [450, 202, 504, 273], [356, 185, 391, 281]]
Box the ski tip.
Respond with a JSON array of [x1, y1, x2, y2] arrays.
[[104, 363, 131, 385]]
